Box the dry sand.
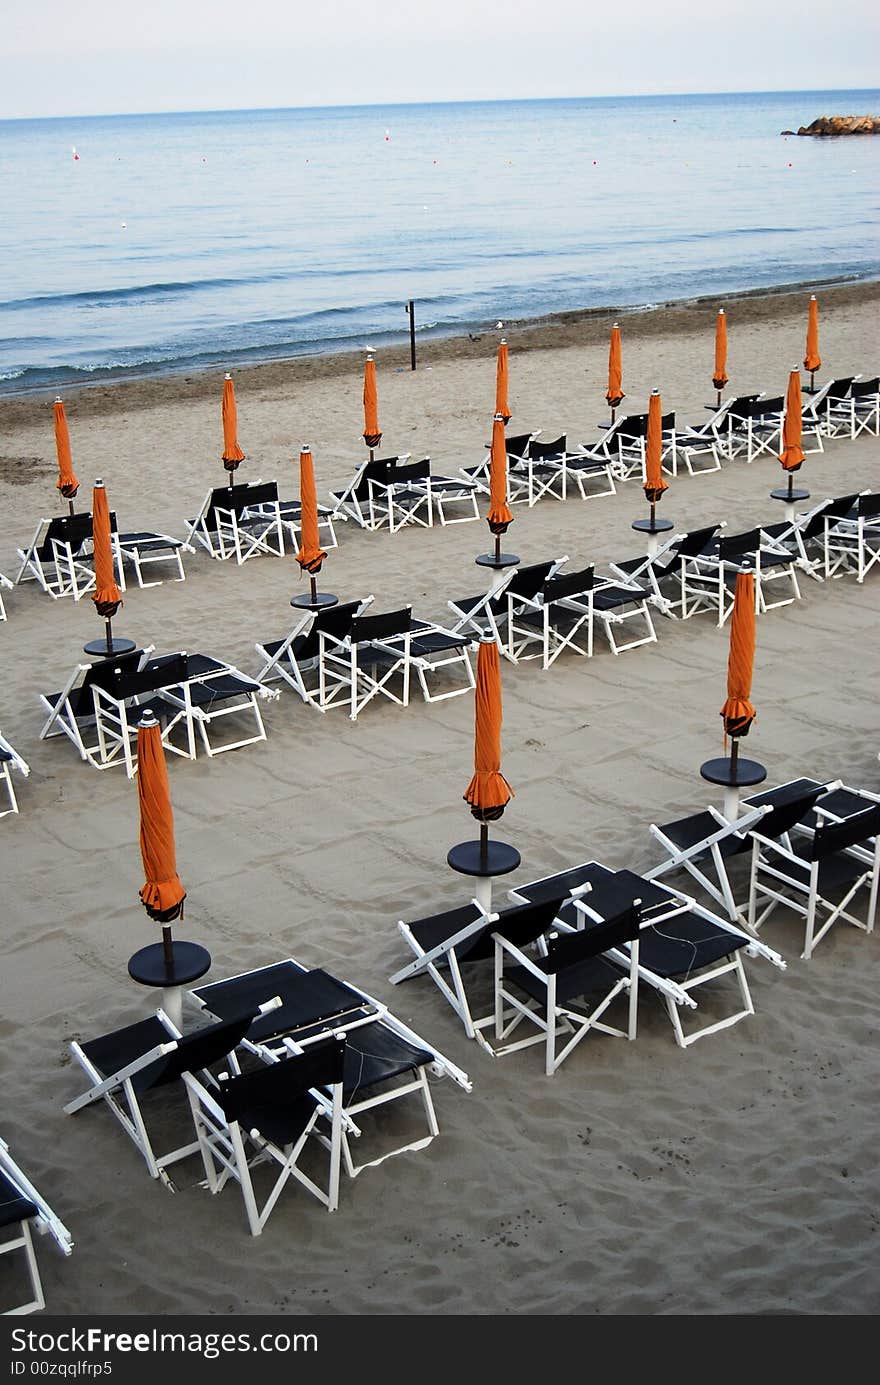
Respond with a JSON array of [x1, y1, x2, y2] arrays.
[[0, 283, 878, 1316]]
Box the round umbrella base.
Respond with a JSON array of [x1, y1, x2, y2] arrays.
[[83, 636, 137, 658], [631, 517, 674, 535], [448, 838, 521, 913], [290, 592, 338, 610], [476, 553, 519, 570], [770, 486, 810, 502], [700, 756, 767, 822], [128, 941, 212, 1030]]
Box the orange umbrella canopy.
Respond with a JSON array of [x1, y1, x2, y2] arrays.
[[495, 339, 511, 423], [137, 716, 186, 922], [643, 390, 668, 502], [719, 571, 756, 743], [295, 446, 328, 574], [463, 639, 514, 821], [53, 398, 79, 499], [221, 374, 245, 470], [487, 413, 513, 534], [712, 309, 729, 390], [779, 369, 806, 471], [363, 355, 382, 448], [606, 323, 624, 407], [90, 480, 122, 617], [803, 295, 821, 373]]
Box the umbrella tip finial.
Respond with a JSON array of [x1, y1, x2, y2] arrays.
[[138, 710, 159, 729], [493, 411, 505, 422], [718, 307, 725, 314], [94, 476, 105, 487], [54, 395, 63, 403], [224, 371, 232, 379], [301, 442, 311, 452], [612, 320, 619, 327], [810, 293, 816, 300]]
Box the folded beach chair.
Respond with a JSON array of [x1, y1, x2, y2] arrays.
[[748, 801, 880, 959], [15, 511, 125, 600], [679, 526, 801, 624], [0, 733, 30, 818], [185, 481, 284, 562], [328, 455, 411, 528], [390, 896, 573, 1052], [509, 862, 785, 1048], [446, 557, 568, 651], [367, 457, 434, 532], [609, 524, 723, 618], [759, 493, 862, 583], [254, 598, 373, 702], [0, 571, 11, 622], [644, 781, 832, 926], [64, 1005, 268, 1186], [115, 529, 194, 587], [418, 459, 481, 525], [503, 562, 657, 662], [459, 432, 539, 503], [99, 651, 276, 770], [252, 496, 339, 553], [721, 395, 785, 462], [1, 1136, 73, 1316], [596, 412, 677, 481], [182, 1036, 349, 1234], [189, 958, 471, 1178], [39, 646, 154, 765], [823, 491, 880, 583], [557, 441, 618, 500], [491, 904, 644, 1073], [826, 377, 880, 439]]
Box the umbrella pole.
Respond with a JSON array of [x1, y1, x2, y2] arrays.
[[104, 617, 114, 657], [161, 924, 175, 968], [494, 532, 502, 565], [649, 499, 656, 533], [68, 498, 76, 517], [716, 389, 722, 407], [610, 406, 617, 425], [309, 574, 318, 604]]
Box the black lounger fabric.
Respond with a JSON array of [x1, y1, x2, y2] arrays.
[[0, 1169, 37, 1229]]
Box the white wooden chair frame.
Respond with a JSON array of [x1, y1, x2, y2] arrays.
[[328, 454, 412, 528], [318, 619, 412, 720], [573, 879, 785, 1048], [824, 497, 880, 584], [0, 734, 30, 818], [189, 959, 471, 1179], [182, 1052, 345, 1235], [116, 531, 193, 587], [253, 598, 374, 703], [38, 647, 156, 765], [747, 815, 880, 960], [680, 538, 801, 625], [1, 1137, 74, 1316], [490, 927, 641, 1075]]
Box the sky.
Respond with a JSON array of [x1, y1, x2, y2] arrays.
[[2, 0, 878, 119]]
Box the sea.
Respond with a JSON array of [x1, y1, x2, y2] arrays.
[[1, 89, 878, 395]]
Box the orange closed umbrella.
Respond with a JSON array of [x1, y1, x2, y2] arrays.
[[363, 355, 382, 453], [779, 369, 805, 473], [295, 446, 327, 576], [463, 638, 514, 822], [137, 716, 187, 925], [54, 398, 79, 508], [803, 294, 821, 390], [712, 309, 729, 401], [487, 414, 513, 537], [91, 480, 122, 618], [719, 570, 756, 749], [495, 339, 511, 424], [643, 390, 668, 503], [606, 322, 624, 418], [221, 373, 245, 473]]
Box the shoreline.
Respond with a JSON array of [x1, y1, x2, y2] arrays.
[[1, 274, 877, 430]]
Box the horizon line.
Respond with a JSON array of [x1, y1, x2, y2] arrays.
[[2, 84, 878, 125]]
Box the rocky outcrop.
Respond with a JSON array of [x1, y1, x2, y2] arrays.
[[793, 115, 880, 136]]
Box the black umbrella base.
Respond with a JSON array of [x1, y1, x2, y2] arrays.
[[448, 839, 521, 878], [84, 636, 137, 658], [128, 941, 211, 1028], [290, 591, 338, 610], [128, 941, 212, 988], [476, 552, 520, 570], [631, 517, 674, 535], [700, 756, 767, 822]]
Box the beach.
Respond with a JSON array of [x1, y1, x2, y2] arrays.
[[1, 281, 879, 1316]]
